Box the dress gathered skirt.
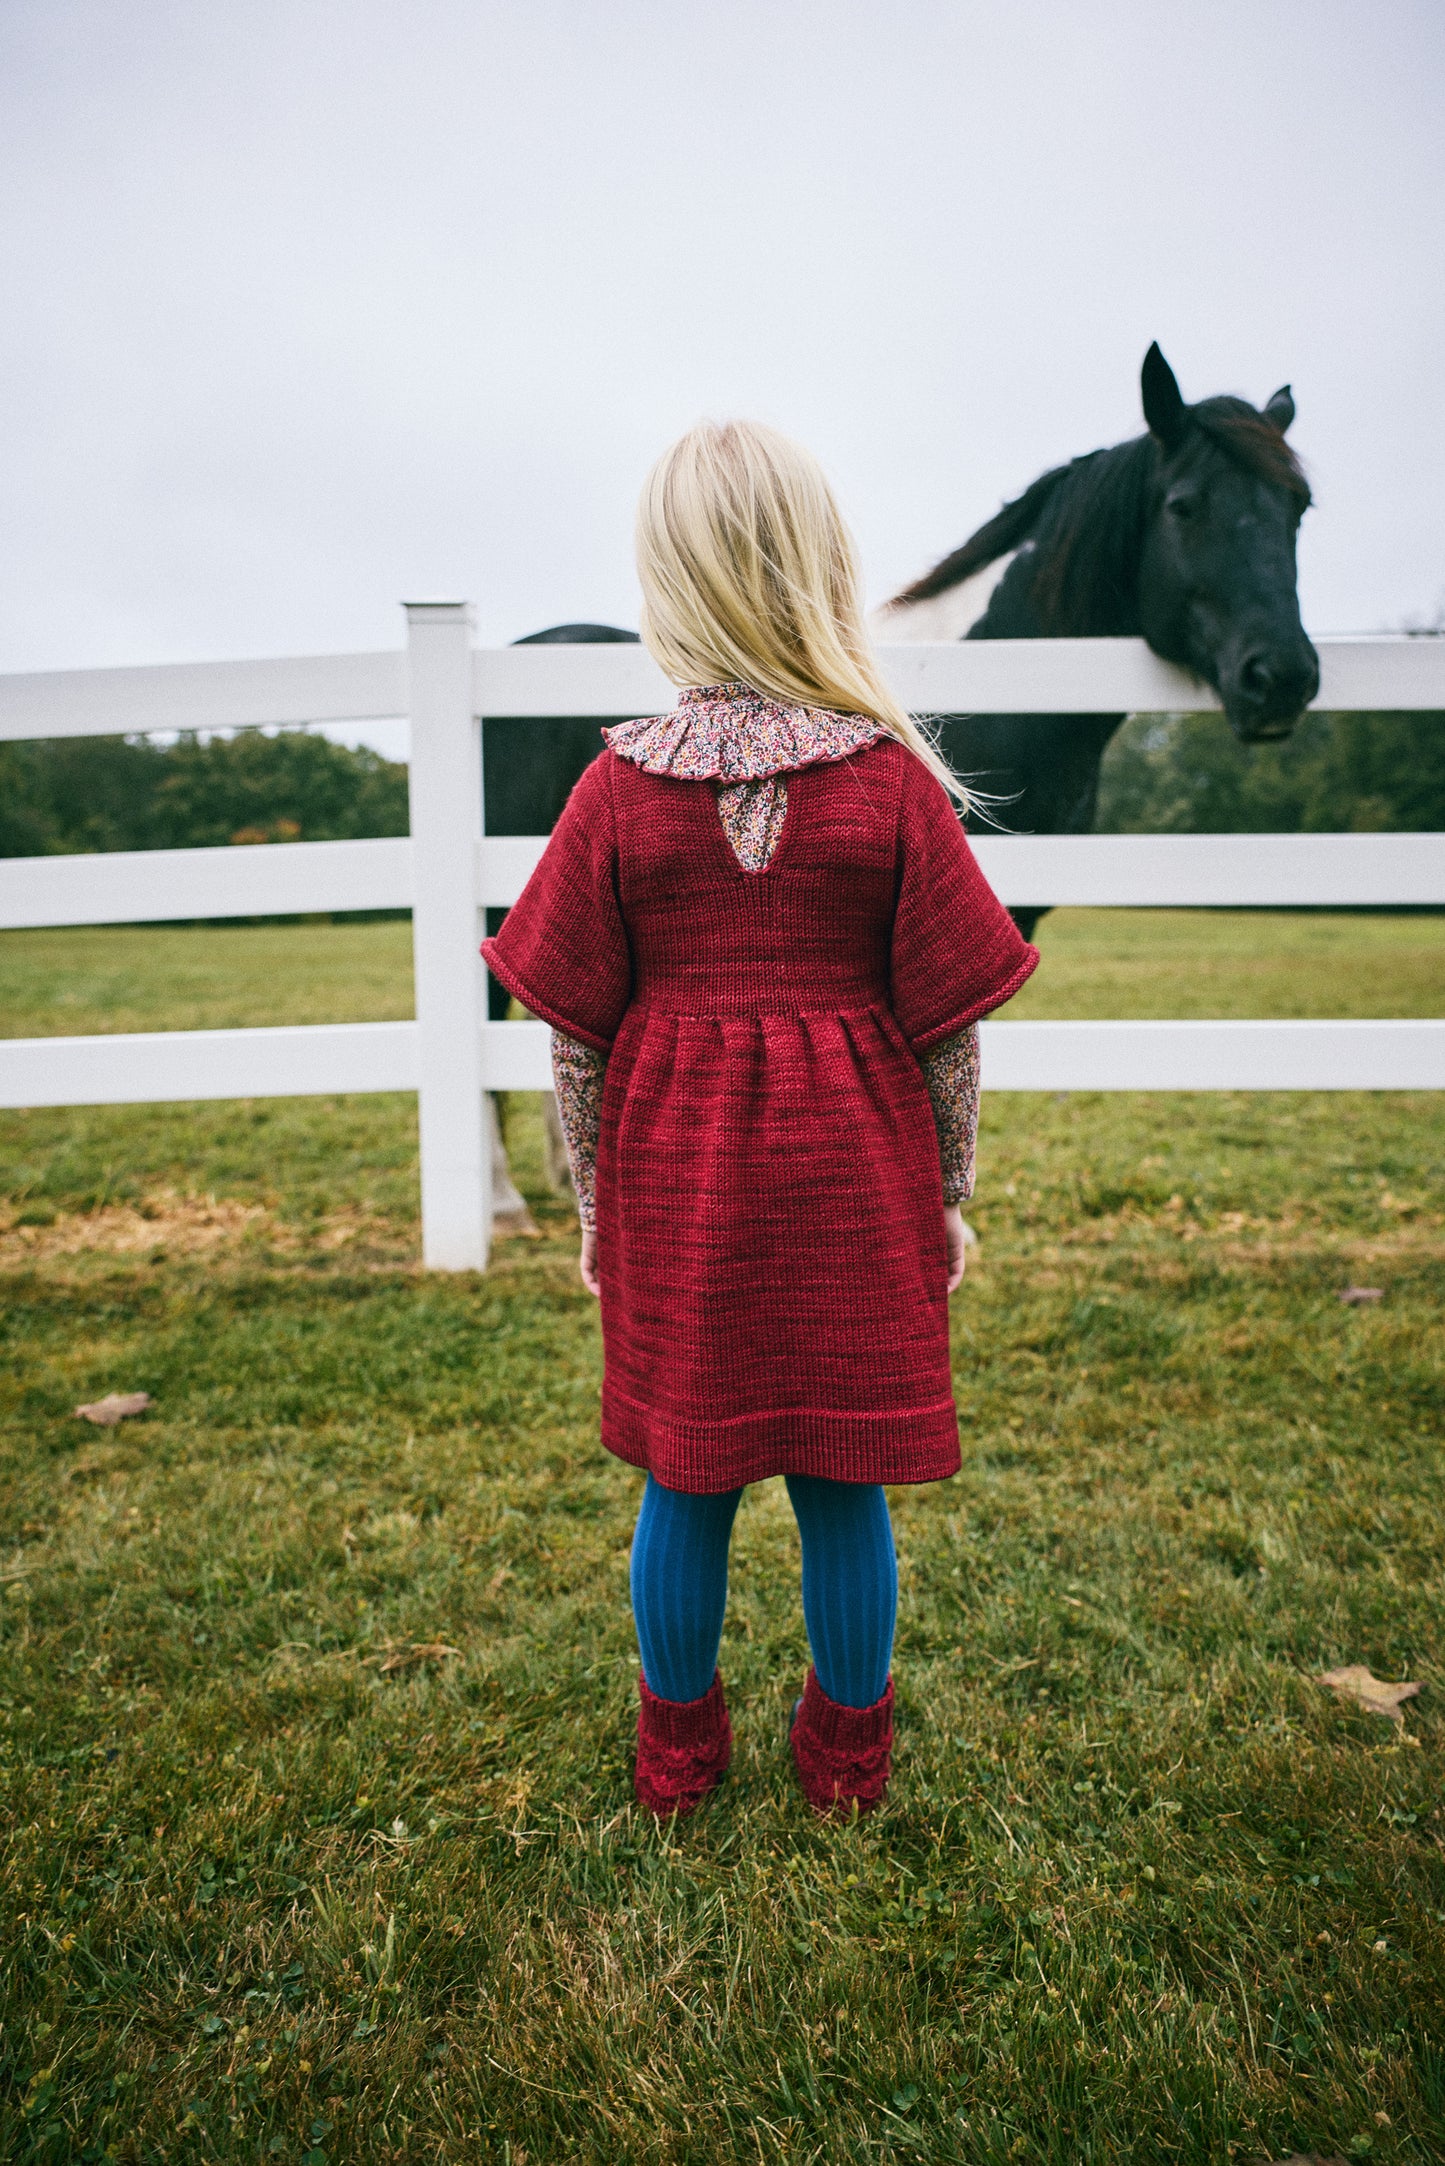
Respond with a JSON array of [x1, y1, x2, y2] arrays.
[[482, 735, 1037, 1494]]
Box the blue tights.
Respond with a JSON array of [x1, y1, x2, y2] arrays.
[[629, 1473, 897, 1709]]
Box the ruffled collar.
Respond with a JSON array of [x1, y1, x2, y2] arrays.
[[603, 682, 885, 782]]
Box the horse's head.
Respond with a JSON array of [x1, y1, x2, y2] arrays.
[[1135, 344, 1318, 742]]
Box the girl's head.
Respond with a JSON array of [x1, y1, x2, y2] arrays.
[[636, 419, 965, 803]]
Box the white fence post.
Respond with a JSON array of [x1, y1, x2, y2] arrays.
[[406, 601, 489, 1270]]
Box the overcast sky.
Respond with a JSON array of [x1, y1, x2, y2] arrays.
[[3, 0, 1442, 714]]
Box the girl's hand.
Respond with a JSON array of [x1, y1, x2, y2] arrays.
[[944, 1204, 969, 1292], [580, 1226, 601, 1297]]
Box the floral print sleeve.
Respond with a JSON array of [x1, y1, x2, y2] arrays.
[[919, 1023, 980, 1204], [551, 1029, 607, 1230]]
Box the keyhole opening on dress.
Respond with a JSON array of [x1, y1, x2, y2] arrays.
[[714, 774, 789, 874]]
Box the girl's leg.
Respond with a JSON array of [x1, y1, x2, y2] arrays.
[[629, 1474, 744, 1704], [785, 1475, 897, 1709], [785, 1476, 897, 1815]]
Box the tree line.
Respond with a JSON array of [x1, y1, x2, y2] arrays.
[[0, 711, 1439, 859], [0, 728, 408, 857], [1096, 708, 1444, 833]]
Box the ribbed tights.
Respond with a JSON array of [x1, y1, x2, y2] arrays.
[[629, 1473, 897, 1709]]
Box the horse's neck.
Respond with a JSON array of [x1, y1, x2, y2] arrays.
[[965, 547, 1056, 640], [972, 531, 1141, 642], [875, 443, 1151, 646], [869, 553, 1015, 644]]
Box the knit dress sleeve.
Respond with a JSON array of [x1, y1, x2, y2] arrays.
[[889, 758, 1039, 1051], [480, 754, 632, 1052]]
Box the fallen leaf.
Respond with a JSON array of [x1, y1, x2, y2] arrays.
[[1338, 1285, 1383, 1305], [369, 1641, 462, 1677], [74, 1392, 152, 1427], [1318, 1664, 1422, 1727]]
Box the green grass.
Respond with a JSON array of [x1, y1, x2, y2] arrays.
[[0, 920, 415, 1039], [1, 914, 1443, 2162], [2, 908, 1441, 1041], [996, 908, 1445, 1021]]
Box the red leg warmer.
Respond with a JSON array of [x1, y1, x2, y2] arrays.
[[634, 1671, 731, 1817], [790, 1668, 894, 1816]]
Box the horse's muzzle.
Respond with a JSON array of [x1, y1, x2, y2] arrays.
[[1220, 639, 1320, 743]]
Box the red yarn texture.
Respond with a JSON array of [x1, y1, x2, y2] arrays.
[[634, 1671, 732, 1816], [482, 740, 1037, 1492], [790, 1668, 894, 1815]]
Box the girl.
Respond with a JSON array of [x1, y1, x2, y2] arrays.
[[482, 420, 1036, 1818]]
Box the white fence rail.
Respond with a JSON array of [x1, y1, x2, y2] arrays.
[[1, 614, 1442, 1268], [5, 829, 1443, 930], [5, 631, 1439, 741]]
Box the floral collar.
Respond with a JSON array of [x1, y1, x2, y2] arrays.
[[603, 682, 885, 782]]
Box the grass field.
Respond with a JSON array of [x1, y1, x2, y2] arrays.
[[2, 912, 1443, 2163]]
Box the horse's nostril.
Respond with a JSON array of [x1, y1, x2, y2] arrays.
[[1223, 644, 1317, 735]]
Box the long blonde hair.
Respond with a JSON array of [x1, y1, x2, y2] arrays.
[[636, 419, 967, 806]]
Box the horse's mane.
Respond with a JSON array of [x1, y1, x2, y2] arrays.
[[1189, 395, 1311, 510], [890, 397, 1311, 632], [890, 438, 1156, 630]]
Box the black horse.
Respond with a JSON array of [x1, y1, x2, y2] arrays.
[[484, 342, 1318, 973], [888, 342, 1318, 934]]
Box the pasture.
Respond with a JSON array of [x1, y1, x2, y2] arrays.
[[2, 909, 1443, 2164]]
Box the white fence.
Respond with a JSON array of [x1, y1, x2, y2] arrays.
[[1, 605, 1442, 1268]]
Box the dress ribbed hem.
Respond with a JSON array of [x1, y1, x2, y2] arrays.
[[601, 1383, 961, 1492]]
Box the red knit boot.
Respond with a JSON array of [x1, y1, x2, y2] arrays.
[[634, 1671, 732, 1817], [790, 1669, 894, 1816]]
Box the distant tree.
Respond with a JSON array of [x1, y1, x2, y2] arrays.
[[0, 735, 167, 855], [0, 729, 409, 857], [147, 730, 408, 849], [1096, 709, 1445, 834]]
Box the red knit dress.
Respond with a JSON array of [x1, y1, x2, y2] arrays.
[[481, 731, 1037, 1494]]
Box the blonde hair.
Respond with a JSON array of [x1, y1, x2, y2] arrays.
[[636, 419, 967, 806]]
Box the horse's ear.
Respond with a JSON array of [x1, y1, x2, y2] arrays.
[[1263, 383, 1295, 434], [1141, 342, 1187, 447]]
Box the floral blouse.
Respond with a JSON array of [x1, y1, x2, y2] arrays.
[[547, 684, 982, 1229]]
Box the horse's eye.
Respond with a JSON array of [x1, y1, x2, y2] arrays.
[[1166, 491, 1197, 521]]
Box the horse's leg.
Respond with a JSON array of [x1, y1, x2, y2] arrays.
[[487, 1094, 539, 1237], [482, 943, 541, 1236], [540, 1093, 574, 1195], [944, 708, 1127, 948], [496, 994, 573, 1195]]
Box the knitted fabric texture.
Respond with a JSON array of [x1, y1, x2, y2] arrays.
[[550, 697, 985, 1227], [553, 1022, 980, 1228], [634, 1670, 732, 1817], [791, 1668, 894, 1816], [482, 735, 1037, 1491]]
